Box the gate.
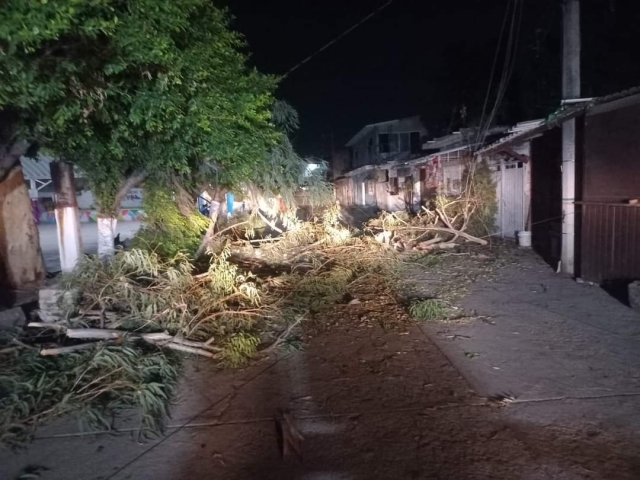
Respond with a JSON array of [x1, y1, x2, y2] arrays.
[[495, 161, 526, 239]]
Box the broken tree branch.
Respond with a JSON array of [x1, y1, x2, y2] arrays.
[[257, 209, 284, 234], [158, 342, 218, 358], [112, 170, 148, 212], [264, 315, 304, 353], [398, 226, 487, 245], [40, 343, 108, 356]]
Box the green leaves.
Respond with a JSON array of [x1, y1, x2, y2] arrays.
[[0, 0, 279, 210], [0, 344, 180, 448]]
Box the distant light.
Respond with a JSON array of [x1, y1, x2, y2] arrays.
[[305, 163, 320, 177]]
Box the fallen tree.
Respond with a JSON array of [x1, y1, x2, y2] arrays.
[[367, 159, 496, 252], [2, 193, 495, 447]]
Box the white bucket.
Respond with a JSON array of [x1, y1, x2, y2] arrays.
[[517, 230, 532, 248]]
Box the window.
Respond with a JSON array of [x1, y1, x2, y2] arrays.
[[75, 178, 89, 192], [378, 134, 390, 153], [410, 132, 421, 153], [36, 179, 55, 194], [379, 133, 399, 153], [400, 133, 410, 152], [389, 133, 398, 152]]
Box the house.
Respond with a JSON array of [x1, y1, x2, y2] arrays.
[[345, 116, 427, 171], [335, 118, 509, 215], [335, 116, 428, 211], [21, 155, 144, 224], [479, 87, 640, 284]]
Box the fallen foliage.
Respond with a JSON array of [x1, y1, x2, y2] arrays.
[[0, 340, 179, 448], [0, 206, 467, 447]]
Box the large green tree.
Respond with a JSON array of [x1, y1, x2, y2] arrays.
[[0, 0, 279, 261]]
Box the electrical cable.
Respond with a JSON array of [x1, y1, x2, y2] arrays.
[[480, 0, 523, 146], [281, 0, 397, 80], [474, 0, 513, 148], [475, 0, 524, 150]]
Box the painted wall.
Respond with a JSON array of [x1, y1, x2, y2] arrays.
[[36, 208, 145, 224], [73, 187, 144, 210]]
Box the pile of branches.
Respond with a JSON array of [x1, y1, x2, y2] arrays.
[[1, 208, 401, 448], [0, 338, 179, 447], [366, 194, 489, 252], [0, 248, 293, 447]]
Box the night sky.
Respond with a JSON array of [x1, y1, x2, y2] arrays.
[[228, 0, 640, 156]]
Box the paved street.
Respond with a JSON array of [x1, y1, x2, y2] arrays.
[[3, 245, 640, 479], [38, 222, 141, 272]]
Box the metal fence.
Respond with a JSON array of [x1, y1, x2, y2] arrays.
[[580, 202, 640, 283]]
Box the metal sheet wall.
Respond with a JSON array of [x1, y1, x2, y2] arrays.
[[580, 101, 640, 283], [581, 203, 640, 282]]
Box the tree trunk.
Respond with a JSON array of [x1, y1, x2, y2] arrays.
[[0, 163, 45, 289], [196, 190, 225, 257], [97, 216, 117, 259], [96, 170, 147, 260], [50, 161, 82, 272]]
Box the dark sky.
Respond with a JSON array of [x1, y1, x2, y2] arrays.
[[227, 0, 640, 156]]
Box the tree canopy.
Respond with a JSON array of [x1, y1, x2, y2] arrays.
[[0, 0, 280, 212]]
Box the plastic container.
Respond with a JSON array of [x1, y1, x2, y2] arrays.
[[517, 230, 532, 248]]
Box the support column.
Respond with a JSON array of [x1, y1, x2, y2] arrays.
[[50, 161, 82, 272], [561, 0, 580, 275]]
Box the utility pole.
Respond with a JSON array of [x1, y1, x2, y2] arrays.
[[561, 0, 580, 275], [50, 161, 82, 272]]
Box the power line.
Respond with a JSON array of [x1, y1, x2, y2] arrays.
[[281, 0, 397, 80], [475, 0, 524, 149], [482, 0, 523, 140], [475, 0, 512, 147]]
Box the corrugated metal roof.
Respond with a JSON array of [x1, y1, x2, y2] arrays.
[[21, 155, 55, 180], [591, 85, 640, 105], [20, 154, 85, 180], [477, 105, 586, 155], [478, 85, 640, 155], [421, 126, 509, 151]]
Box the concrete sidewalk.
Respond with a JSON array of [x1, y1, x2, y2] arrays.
[[421, 249, 640, 399], [418, 248, 640, 476]]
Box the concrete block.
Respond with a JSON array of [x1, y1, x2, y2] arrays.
[[38, 280, 80, 322], [629, 281, 640, 312], [0, 307, 27, 331]]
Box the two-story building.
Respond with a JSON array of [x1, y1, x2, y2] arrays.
[[345, 116, 427, 171], [335, 116, 428, 210]]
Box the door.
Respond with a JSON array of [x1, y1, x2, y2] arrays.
[[499, 161, 525, 239]]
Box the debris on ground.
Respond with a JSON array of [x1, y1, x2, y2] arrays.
[[0, 202, 502, 447]]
